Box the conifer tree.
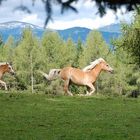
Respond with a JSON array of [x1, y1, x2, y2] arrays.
[[14, 28, 40, 92], [0, 36, 15, 62], [78, 30, 109, 68], [75, 38, 83, 68], [0, 35, 3, 47], [114, 10, 140, 66]]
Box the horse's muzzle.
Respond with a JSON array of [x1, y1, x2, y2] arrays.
[[109, 69, 114, 74], [11, 71, 16, 76]]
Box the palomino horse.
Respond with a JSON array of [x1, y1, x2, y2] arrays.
[[40, 58, 113, 96], [0, 62, 15, 90]]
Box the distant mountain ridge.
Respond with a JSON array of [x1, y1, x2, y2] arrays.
[[0, 21, 44, 42], [99, 24, 121, 33], [57, 25, 121, 43], [0, 21, 43, 30], [0, 21, 121, 44], [57, 27, 91, 42]]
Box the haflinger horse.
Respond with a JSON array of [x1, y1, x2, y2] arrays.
[[0, 62, 15, 90], [40, 58, 113, 96]]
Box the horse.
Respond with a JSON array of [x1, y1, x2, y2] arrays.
[[0, 62, 15, 90], [40, 58, 113, 96]]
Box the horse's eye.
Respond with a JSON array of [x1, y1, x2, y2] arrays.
[[106, 64, 109, 67]]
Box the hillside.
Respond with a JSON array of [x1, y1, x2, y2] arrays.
[[0, 21, 121, 44]]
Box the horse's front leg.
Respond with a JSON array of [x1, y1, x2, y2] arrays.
[[64, 80, 73, 96], [0, 80, 8, 90], [86, 83, 95, 96]]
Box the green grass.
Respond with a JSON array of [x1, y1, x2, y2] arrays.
[[0, 92, 140, 140]]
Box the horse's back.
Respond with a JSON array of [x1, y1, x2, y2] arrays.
[[60, 67, 86, 84], [60, 67, 73, 80]]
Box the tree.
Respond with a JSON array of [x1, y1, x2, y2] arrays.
[[41, 31, 65, 70], [64, 38, 77, 67], [0, 35, 3, 47], [0, 35, 15, 62], [78, 30, 109, 68], [14, 28, 40, 92], [74, 38, 83, 67], [113, 10, 140, 66], [41, 32, 77, 95], [103, 48, 134, 95], [112, 10, 140, 95]]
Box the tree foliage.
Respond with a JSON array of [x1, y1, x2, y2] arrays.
[[0, 25, 139, 96], [112, 9, 140, 95], [113, 10, 140, 66]]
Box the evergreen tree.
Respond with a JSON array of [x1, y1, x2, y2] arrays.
[[41, 31, 65, 70], [64, 38, 77, 67], [0, 35, 15, 62], [14, 28, 40, 92], [0, 34, 3, 47], [78, 30, 109, 68], [114, 10, 140, 66], [112, 9, 140, 95], [74, 38, 83, 67]]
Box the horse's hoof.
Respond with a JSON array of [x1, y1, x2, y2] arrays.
[[77, 94, 84, 96], [85, 94, 92, 96]]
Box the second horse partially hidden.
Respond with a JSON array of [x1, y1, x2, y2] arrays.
[[0, 62, 15, 90]]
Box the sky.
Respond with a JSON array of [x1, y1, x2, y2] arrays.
[[0, 0, 133, 29]]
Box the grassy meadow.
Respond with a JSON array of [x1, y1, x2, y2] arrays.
[[0, 92, 140, 140]]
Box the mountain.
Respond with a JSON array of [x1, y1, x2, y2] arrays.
[[0, 21, 121, 44], [58, 26, 121, 44], [0, 21, 44, 42], [99, 24, 121, 33], [57, 27, 91, 42]]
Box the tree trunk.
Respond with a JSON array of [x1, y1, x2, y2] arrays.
[[30, 53, 34, 93]]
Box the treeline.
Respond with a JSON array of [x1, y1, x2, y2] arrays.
[[0, 15, 140, 96]]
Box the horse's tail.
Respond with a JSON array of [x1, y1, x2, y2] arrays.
[[38, 69, 61, 81]]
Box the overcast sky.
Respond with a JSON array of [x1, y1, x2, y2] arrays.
[[0, 0, 133, 29]]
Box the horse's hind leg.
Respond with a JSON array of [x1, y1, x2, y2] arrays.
[[86, 86, 91, 95], [64, 80, 73, 96]]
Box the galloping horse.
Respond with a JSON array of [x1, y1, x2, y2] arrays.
[[40, 58, 113, 96], [0, 62, 15, 90]]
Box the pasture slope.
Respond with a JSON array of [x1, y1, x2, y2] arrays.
[[0, 92, 140, 140]]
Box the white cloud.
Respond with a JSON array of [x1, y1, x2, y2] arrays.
[[21, 14, 44, 27], [48, 9, 125, 29], [73, 0, 95, 9]]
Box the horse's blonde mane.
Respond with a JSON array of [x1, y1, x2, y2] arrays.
[[0, 62, 9, 66], [82, 58, 105, 72]]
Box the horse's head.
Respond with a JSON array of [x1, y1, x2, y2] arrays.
[[5, 62, 15, 75], [100, 60, 113, 73], [83, 58, 114, 73]]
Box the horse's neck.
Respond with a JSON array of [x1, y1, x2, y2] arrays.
[[0, 71, 3, 79], [0, 67, 6, 79], [89, 65, 102, 80]]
